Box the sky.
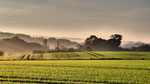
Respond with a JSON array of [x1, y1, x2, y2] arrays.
[[0, 0, 150, 43]]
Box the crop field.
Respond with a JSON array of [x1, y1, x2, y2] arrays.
[[1, 52, 150, 60], [0, 60, 150, 84]]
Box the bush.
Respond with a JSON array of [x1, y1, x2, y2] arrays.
[[67, 48, 75, 52], [33, 50, 45, 54], [0, 51, 4, 56]]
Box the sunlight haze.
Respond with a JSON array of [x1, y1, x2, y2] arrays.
[[0, 0, 150, 43]]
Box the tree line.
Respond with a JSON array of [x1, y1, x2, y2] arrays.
[[1, 34, 150, 55], [78, 34, 123, 51], [33, 34, 150, 53]]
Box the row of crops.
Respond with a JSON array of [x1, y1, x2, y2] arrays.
[[1, 52, 150, 60], [16, 51, 150, 60], [0, 60, 150, 84]]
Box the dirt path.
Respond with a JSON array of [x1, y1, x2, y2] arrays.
[[27, 54, 30, 60], [20, 55, 26, 60]]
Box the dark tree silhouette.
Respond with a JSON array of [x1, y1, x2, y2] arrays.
[[85, 35, 99, 49], [83, 34, 123, 51], [68, 48, 75, 52], [86, 47, 92, 51], [108, 34, 122, 48], [0, 51, 4, 56], [32, 50, 45, 54], [131, 44, 150, 51]]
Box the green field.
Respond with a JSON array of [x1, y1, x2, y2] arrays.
[[1, 52, 150, 60], [0, 60, 150, 84], [0, 52, 150, 83]]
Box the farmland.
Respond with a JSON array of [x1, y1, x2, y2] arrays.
[[1, 52, 150, 60], [0, 60, 150, 84], [0, 52, 150, 84]]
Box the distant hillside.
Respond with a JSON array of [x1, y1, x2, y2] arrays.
[[0, 31, 78, 49], [0, 36, 48, 53], [121, 41, 150, 49]]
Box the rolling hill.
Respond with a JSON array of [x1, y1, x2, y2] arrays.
[[0, 36, 47, 53], [0, 31, 78, 49]]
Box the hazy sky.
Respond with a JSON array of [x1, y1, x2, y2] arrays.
[[0, 0, 150, 42]]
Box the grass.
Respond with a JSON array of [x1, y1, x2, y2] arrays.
[[0, 54, 23, 61], [25, 52, 150, 60], [0, 52, 150, 83], [1, 51, 150, 61], [0, 60, 150, 84]]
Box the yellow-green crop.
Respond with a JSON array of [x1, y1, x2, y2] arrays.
[[0, 60, 150, 84]]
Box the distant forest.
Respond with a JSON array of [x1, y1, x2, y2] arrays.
[[0, 31, 150, 55], [78, 34, 150, 52], [0, 31, 78, 54], [0, 32, 78, 48]]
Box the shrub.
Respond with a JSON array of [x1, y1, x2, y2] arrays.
[[0, 51, 4, 56], [67, 48, 75, 52], [33, 50, 45, 54]]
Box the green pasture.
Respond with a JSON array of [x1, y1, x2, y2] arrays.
[[1, 52, 150, 60], [0, 60, 150, 84]]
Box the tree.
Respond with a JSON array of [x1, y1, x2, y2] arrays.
[[60, 46, 68, 52], [76, 44, 86, 51], [108, 34, 122, 48], [32, 50, 45, 54], [68, 48, 75, 52], [85, 35, 98, 45], [55, 47, 60, 52], [85, 35, 99, 50], [131, 44, 150, 51], [83, 34, 123, 51], [86, 47, 92, 51], [0, 51, 4, 56], [110, 34, 122, 41]]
